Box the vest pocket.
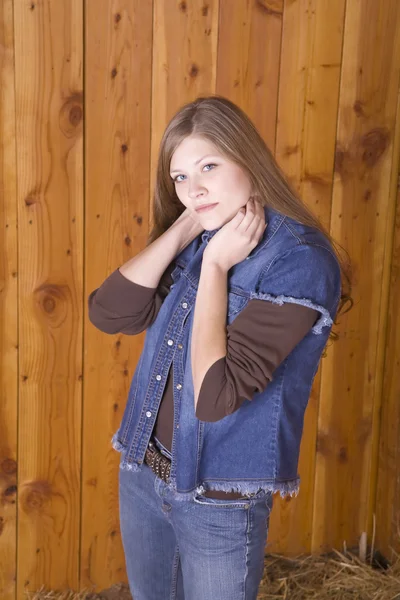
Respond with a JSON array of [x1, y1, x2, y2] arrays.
[[227, 291, 248, 316]]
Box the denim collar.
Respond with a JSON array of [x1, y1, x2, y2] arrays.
[[201, 227, 221, 243], [175, 205, 286, 273], [200, 205, 286, 259]]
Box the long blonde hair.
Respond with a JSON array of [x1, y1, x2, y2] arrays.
[[148, 95, 352, 342]]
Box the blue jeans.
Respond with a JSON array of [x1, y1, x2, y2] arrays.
[[118, 438, 273, 600]]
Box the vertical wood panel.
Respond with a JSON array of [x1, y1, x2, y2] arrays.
[[151, 0, 219, 200], [216, 0, 283, 149], [14, 0, 83, 594], [0, 1, 18, 598], [313, 0, 400, 552], [82, 0, 153, 591], [272, 0, 346, 554], [375, 90, 400, 558]]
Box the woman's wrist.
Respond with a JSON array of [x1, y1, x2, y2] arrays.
[[202, 254, 230, 275], [170, 211, 204, 253]]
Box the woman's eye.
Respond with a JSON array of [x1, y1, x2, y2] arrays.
[[174, 174, 186, 183], [203, 163, 216, 172]]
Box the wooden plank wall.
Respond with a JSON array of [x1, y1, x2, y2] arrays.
[[0, 0, 399, 597]]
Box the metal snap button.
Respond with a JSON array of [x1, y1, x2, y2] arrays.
[[156, 375, 161, 381], [146, 411, 152, 418]]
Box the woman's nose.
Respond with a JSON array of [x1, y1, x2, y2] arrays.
[[188, 179, 206, 199]]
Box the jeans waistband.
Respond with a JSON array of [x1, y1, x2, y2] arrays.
[[153, 435, 172, 461]]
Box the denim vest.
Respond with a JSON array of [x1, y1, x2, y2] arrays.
[[112, 205, 341, 500]]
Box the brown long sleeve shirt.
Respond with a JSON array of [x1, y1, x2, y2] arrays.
[[88, 262, 318, 499]]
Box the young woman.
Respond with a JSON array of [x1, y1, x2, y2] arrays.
[[88, 96, 351, 600]]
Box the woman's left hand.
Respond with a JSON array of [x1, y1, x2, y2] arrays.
[[203, 197, 267, 271]]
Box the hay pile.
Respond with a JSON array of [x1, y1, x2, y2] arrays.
[[258, 549, 400, 599], [25, 547, 400, 600]]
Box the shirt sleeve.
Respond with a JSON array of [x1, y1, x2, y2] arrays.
[[87, 262, 174, 335], [195, 299, 318, 422]]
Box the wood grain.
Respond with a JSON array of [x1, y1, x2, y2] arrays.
[[271, 0, 346, 555], [0, 1, 18, 598], [216, 0, 283, 149], [150, 0, 219, 208], [82, 0, 153, 591], [13, 0, 83, 594], [375, 87, 400, 558], [313, 0, 400, 552]]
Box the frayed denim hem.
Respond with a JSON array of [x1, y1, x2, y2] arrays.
[[112, 434, 300, 499], [249, 291, 333, 335], [111, 432, 126, 453], [195, 478, 300, 499], [166, 477, 300, 502]]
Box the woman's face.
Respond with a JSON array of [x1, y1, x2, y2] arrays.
[[169, 135, 253, 229]]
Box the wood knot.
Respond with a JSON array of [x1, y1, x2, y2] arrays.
[[59, 92, 83, 137], [189, 64, 199, 78], [111, 67, 118, 78], [20, 481, 52, 515], [25, 196, 38, 206], [284, 144, 299, 157], [69, 105, 82, 127], [201, 4, 209, 16], [121, 144, 128, 153], [2, 485, 17, 505], [179, 1, 187, 11], [33, 283, 70, 327], [114, 13, 121, 24], [364, 189, 371, 202], [334, 146, 349, 179], [255, 0, 283, 17], [124, 236, 131, 246], [4, 485, 17, 497], [1, 458, 17, 475], [353, 100, 365, 117], [361, 128, 390, 168]]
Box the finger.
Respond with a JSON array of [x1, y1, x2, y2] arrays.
[[253, 198, 266, 231], [242, 199, 265, 236], [227, 207, 247, 230], [245, 211, 263, 239], [237, 198, 258, 231]]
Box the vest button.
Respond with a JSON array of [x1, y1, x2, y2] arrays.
[[155, 375, 161, 381], [178, 344, 183, 350], [146, 411, 152, 418], [167, 339, 174, 346], [182, 302, 188, 309], [176, 384, 182, 390]]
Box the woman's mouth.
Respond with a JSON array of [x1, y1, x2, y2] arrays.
[[195, 203, 219, 213]]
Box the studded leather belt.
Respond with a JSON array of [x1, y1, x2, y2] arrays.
[[144, 440, 171, 483], [144, 439, 247, 500]]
